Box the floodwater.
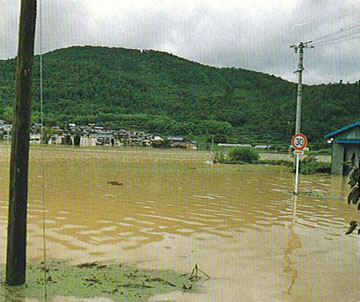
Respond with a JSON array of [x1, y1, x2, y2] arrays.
[[0, 145, 359, 302]]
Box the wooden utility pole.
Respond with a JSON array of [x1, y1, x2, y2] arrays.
[[6, 0, 37, 285]]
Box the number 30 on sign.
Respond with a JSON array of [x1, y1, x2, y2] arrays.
[[292, 133, 308, 151]]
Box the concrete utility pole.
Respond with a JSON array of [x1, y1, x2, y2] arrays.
[[290, 41, 313, 195], [6, 0, 37, 285], [290, 41, 314, 134]]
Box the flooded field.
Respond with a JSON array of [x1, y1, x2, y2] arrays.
[[0, 145, 359, 301]]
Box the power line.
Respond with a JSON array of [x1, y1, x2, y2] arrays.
[[314, 28, 360, 45], [311, 23, 360, 44], [314, 32, 360, 47]]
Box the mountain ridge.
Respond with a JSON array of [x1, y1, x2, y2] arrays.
[[0, 46, 358, 145]]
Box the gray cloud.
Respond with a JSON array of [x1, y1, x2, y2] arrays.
[[1, 0, 359, 84]]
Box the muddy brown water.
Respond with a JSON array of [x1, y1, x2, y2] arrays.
[[0, 145, 359, 302]]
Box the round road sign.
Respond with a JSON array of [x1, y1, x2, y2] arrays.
[[292, 133, 307, 150]]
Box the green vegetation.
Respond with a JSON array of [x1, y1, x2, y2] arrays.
[[0, 260, 197, 302], [228, 147, 260, 164], [315, 148, 332, 155], [212, 151, 228, 163], [213, 147, 330, 174], [0, 46, 359, 144], [297, 154, 331, 174], [345, 155, 360, 209], [213, 147, 259, 164], [343, 154, 360, 235]]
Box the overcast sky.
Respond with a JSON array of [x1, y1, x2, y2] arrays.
[[1, 0, 359, 84]]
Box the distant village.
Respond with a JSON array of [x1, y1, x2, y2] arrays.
[[0, 120, 198, 149]]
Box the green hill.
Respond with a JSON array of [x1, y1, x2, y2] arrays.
[[0, 46, 359, 145]]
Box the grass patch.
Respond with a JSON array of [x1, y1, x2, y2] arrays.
[[0, 259, 197, 302]]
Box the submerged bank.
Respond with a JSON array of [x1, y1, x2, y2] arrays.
[[0, 259, 198, 302]]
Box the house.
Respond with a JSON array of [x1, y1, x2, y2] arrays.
[[325, 121, 360, 175], [152, 135, 164, 147], [89, 132, 116, 146], [166, 136, 197, 149], [167, 136, 187, 148], [2, 124, 12, 139], [30, 133, 41, 143]]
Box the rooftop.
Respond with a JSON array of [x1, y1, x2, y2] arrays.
[[325, 121, 360, 138]]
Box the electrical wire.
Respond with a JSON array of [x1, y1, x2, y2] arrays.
[[314, 33, 360, 48], [314, 28, 360, 46], [311, 23, 360, 43]]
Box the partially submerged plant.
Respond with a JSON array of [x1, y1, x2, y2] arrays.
[[212, 151, 227, 163], [344, 154, 360, 235], [346, 154, 360, 207], [345, 221, 358, 235]]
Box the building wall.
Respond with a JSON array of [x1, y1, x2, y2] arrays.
[[331, 127, 360, 175], [331, 143, 344, 175]]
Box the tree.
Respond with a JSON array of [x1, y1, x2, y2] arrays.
[[3, 106, 14, 123]]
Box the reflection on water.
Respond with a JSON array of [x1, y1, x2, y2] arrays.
[[0, 145, 359, 302], [283, 196, 301, 297]]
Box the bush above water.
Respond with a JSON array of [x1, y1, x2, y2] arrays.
[[228, 147, 260, 164], [213, 147, 260, 164], [297, 155, 331, 174], [213, 148, 330, 174]]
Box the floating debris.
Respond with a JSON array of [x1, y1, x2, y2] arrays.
[[182, 264, 210, 291], [77, 261, 97, 268], [189, 264, 211, 281], [345, 221, 358, 235], [85, 277, 101, 283], [107, 181, 124, 185], [182, 281, 192, 290]]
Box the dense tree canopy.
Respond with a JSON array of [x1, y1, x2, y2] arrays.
[[0, 46, 358, 145]]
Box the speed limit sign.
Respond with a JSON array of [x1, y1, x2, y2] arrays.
[[292, 133, 308, 150]]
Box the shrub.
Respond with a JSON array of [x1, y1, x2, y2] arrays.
[[297, 155, 331, 174], [212, 151, 227, 163], [227, 147, 259, 164]]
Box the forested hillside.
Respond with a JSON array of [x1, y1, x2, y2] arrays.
[[0, 46, 359, 145]]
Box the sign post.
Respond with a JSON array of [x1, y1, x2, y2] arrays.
[[292, 133, 307, 194]]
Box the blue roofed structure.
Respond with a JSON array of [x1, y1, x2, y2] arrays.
[[325, 121, 360, 138], [325, 121, 360, 175]]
